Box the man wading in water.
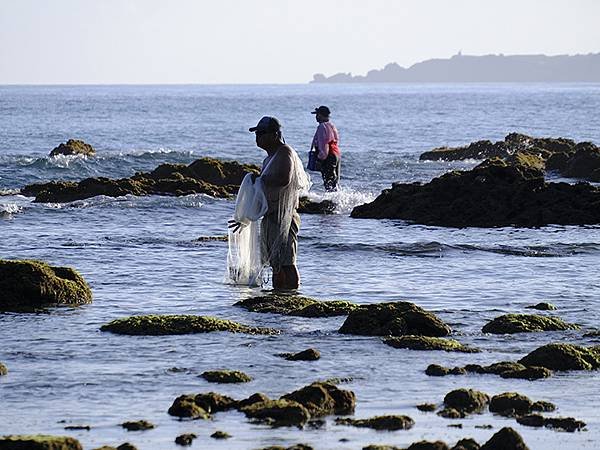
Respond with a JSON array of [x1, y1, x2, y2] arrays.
[[228, 116, 309, 290]]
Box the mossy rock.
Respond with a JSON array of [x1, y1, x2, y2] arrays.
[[383, 336, 479, 353], [516, 414, 585, 432], [0, 363, 7, 376], [443, 389, 489, 414], [480, 427, 529, 450], [278, 348, 321, 361], [49, 139, 95, 157], [518, 343, 600, 371], [174, 433, 197, 446], [453, 438, 480, 450], [500, 366, 553, 380], [0, 435, 83, 450], [235, 294, 356, 317], [335, 414, 414, 430], [297, 197, 336, 214], [489, 393, 533, 416], [237, 393, 270, 409], [416, 403, 437, 412], [240, 399, 311, 427], [194, 392, 237, 413], [425, 364, 466, 376], [339, 301, 451, 337], [167, 394, 210, 419], [200, 370, 252, 383], [281, 382, 355, 416], [120, 420, 154, 431], [406, 442, 450, 450], [482, 314, 579, 334], [525, 302, 556, 311], [100, 315, 278, 335], [0, 259, 92, 309], [210, 431, 231, 439]]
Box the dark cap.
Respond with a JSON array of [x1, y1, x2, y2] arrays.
[[311, 105, 331, 116], [249, 116, 282, 133]]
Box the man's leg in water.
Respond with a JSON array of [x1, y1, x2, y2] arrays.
[[272, 265, 299, 290]]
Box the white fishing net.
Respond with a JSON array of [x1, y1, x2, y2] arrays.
[[227, 148, 310, 286]]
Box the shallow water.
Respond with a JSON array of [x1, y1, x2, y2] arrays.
[[1, 84, 600, 449]]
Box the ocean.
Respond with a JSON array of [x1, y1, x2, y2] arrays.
[[1, 83, 600, 449]]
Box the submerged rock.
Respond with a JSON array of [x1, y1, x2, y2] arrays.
[[416, 403, 437, 412], [121, 420, 154, 431], [278, 348, 321, 361], [240, 399, 311, 427], [237, 393, 270, 409], [384, 336, 479, 353], [210, 431, 231, 439], [50, 139, 95, 157], [200, 370, 252, 383], [425, 364, 466, 376], [335, 415, 414, 430], [481, 313, 579, 334], [100, 315, 278, 335], [525, 302, 556, 311], [235, 294, 356, 317], [167, 394, 211, 419], [433, 361, 552, 380], [406, 441, 450, 450], [0, 435, 83, 450], [298, 197, 336, 214], [443, 389, 489, 414], [339, 302, 451, 337], [500, 366, 553, 380], [21, 157, 259, 203], [0, 259, 92, 310], [516, 414, 586, 432], [452, 438, 480, 450], [174, 433, 197, 446], [518, 343, 600, 371], [0, 363, 7, 376], [281, 382, 355, 416], [480, 427, 529, 450], [351, 157, 600, 227], [194, 392, 237, 413]]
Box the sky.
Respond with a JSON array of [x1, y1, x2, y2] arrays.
[[0, 0, 599, 84]]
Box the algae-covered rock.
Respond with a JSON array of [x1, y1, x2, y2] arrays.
[[425, 364, 465, 376], [443, 389, 489, 414], [339, 301, 451, 337], [0, 435, 83, 450], [116, 445, 137, 450], [210, 431, 231, 439], [480, 427, 529, 450], [200, 370, 252, 383], [235, 294, 356, 317], [174, 433, 197, 446], [167, 394, 211, 419], [0, 363, 7, 376], [406, 441, 450, 450], [452, 438, 480, 450], [437, 408, 465, 419], [194, 392, 237, 413], [516, 414, 585, 432], [525, 302, 556, 311], [50, 139, 95, 157], [0, 259, 92, 309], [278, 348, 321, 361], [384, 336, 478, 353], [518, 343, 600, 371], [416, 403, 437, 412], [121, 420, 154, 431], [363, 445, 402, 450], [257, 446, 313, 450], [532, 400, 556, 412], [281, 382, 355, 416], [335, 415, 414, 430], [500, 366, 552, 380], [489, 393, 533, 416], [481, 314, 579, 334], [100, 314, 278, 335], [237, 393, 270, 409], [240, 399, 311, 427], [298, 197, 336, 214]]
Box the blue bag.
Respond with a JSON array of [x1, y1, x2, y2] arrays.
[[307, 150, 321, 172]]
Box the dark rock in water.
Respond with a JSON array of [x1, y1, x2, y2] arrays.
[[500, 366, 553, 380], [121, 420, 154, 431], [116, 445, 137, 450], [477, 361, 526, 375], [518, 343, 600, 371], [240, 399, 311, 427], [49, 139, 95, 157], [193, 235, 228, 242], [559, 142, 600, 181], [517, 414, 586, 432], [425, 364, 465, 377], [531, 400, 556, 412], [419, 139, 509, 161], [200, 370, 252, 383], [482, 313, 579, 334], [351, 158, 600, 227], [0, 259, 92, 310], [298, 196, 336, 214], [335, 415, 414, 430], [363, 445, 401, 450], [278, 348, 321, 361], [235, 294, 356, 317], [210, 431, 231, 439], [480, 427, 529, 450], [100, 314, 278, 335], [0, 435, 83, 450], [21, 157, 259, 203], [525, 302, 556, 311], [489, 392, 533, 417], [406, 441, 450, 450], [416, 403, 437, 412], [384, 336, 479, 353], [194, 392, 237, 413], [256, 446, 313, 450], [167, 394, 211, 419], [175, 433, 197, 446], [451, 438, 480, 450], [0, 362, 7, 376], [443, 389, 489, 414], [281, 382, 355, 416], [237, 392, 270, 409], [339, 301, 451, 337], [437, 408, 465, 419], [583, 329, 600, 338], [63, 426, 90, 431]]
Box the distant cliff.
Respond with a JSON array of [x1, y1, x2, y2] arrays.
[[311, 53, 600, 83]]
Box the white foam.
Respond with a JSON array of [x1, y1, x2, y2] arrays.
[[306, 187, 377, 214]]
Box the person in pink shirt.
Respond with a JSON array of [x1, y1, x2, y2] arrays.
[[311, 105, 341, 191]]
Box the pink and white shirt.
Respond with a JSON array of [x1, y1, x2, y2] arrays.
[[312, 121, 340, 160]]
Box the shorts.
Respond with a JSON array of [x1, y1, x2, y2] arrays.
[[260, 212, 300, 270]]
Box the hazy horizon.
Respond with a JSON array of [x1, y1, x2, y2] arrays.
[[1, 0, 599, 84]]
